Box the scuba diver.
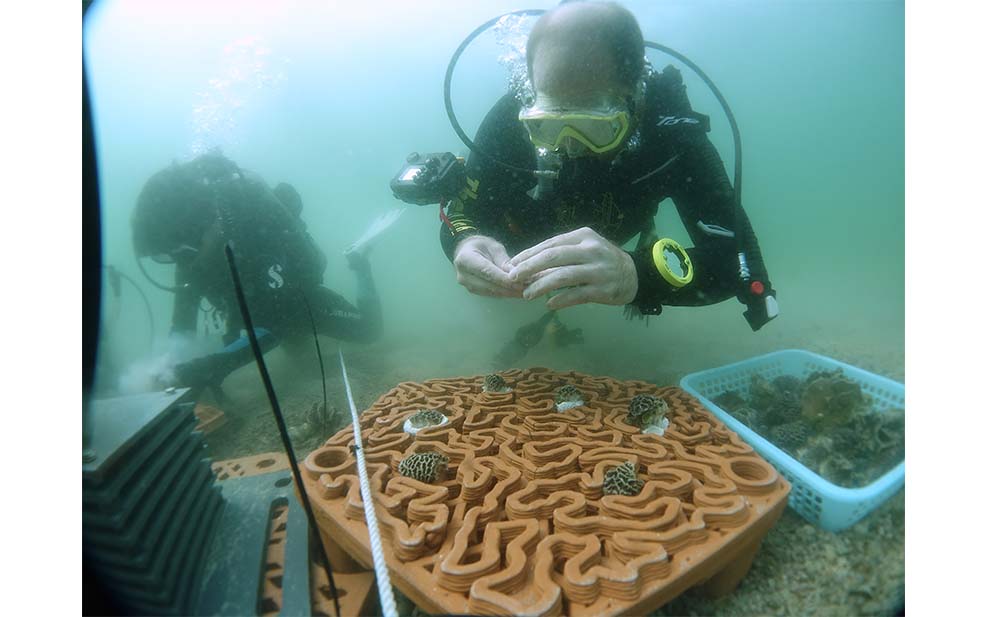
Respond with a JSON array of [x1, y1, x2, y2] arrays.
[[131, 152, 382, 393], [441, 1, 777, 339]]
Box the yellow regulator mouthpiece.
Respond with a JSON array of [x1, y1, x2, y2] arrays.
[[651, 238, 693, 288]]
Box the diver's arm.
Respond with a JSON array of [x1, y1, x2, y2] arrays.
[[438, 154, 485, 262], [630, 135, 769, 312], [628, 233, 737, 313], [172, 329, 279, 389], [440, 221, 478, 262]]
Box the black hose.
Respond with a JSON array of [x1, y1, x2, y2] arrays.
[[223, 243, 342, 617], [642, 43, 741, 209], [443, 9, 546, 177], [641, 42, 761, 282], [135, 253, 188, 293], [103, 265, 155, 352]]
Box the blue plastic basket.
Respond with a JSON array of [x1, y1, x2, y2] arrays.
[[680, 349, 904, 532]]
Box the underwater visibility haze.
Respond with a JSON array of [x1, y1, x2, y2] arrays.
[[86, 0, 903, 392], [83, 1, 904, 613]]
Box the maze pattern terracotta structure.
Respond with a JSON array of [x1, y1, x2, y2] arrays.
[[302, 368, 790, 616], [211, 452, 290, 481], [260, 504, 291, 617]]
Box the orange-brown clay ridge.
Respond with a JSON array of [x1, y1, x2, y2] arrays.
[[302, 368, 790, 617]]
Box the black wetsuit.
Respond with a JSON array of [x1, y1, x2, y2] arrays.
[[440, 65, 772, 316], [170, 171, 381, 389]]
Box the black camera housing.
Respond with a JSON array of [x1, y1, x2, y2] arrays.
[[390, 152, 466, 206]]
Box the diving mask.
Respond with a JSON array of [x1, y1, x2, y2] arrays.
[[519, 94, 632, 156]]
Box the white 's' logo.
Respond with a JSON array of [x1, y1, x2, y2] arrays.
[[657, 115, 700, 127], [267, 264, 284, 289]]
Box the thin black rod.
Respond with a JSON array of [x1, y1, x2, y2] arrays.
[[298, 290, 329, 419], [224, 243, 342, 617]]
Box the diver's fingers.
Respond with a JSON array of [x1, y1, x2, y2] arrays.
[[522, 265, 595, 300], [473, 258, 520, 288], [457, 271, 523, 297], [546, 285, 596, 310], [487, 241, 513, 271], [454, 242, 520, 289], [509, 245, 587, 284], [508, 229, 586, 268]]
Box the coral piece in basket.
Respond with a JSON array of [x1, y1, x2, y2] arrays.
[[302, 368, 790, 617]]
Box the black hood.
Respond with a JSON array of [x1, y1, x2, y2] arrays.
[[131, 153, 240, 257]]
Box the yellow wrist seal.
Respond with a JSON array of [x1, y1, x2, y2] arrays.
[[651, 238, 694, 288]]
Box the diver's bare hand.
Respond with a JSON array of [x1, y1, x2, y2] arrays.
[[452, 235, 524, 298], [507, 227, 638, 309]]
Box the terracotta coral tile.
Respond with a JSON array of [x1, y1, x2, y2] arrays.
[[255, 503, 377, 617], [211, 451, 289, 480], [259, 504, 290, 617], [309, 570, 376, 617], [194, 403, 227, 435], [300, 368, 790, 616]]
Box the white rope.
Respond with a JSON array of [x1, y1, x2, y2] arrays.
[[338, 348, 398, 617]]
